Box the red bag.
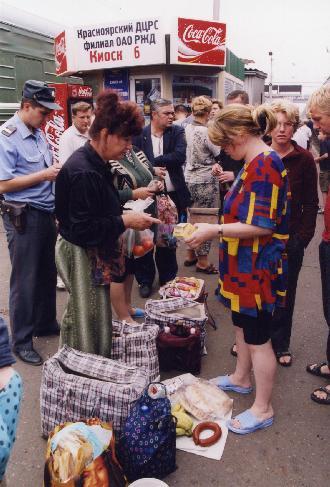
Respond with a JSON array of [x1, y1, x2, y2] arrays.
[[157, 323, 202, 374], [156, 194, 178, 248]]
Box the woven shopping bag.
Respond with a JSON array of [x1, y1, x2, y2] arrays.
[[159, 277, 216, 330], [40, 345, 148, 438], [111, 320, 160, 382], [145, 297, 208, 351]]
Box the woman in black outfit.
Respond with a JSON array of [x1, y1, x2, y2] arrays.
[[55, 91, 159, 357]]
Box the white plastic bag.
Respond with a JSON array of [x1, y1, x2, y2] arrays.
[[123, 228, 154, 258]]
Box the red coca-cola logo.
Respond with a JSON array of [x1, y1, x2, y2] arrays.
[[182, 24, 224, 51], [55, 31, 68, 75], [78, 86, 93, 97], [178, 18, 226, 66], [68, 85, 93, 99]]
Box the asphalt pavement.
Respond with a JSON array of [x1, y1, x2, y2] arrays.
[[1, 216, 329, 487]]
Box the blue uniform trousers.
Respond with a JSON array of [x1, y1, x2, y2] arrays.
[[2, 207, 57, 351]]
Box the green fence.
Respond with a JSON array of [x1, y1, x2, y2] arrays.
[[225, 49, 245, 81]]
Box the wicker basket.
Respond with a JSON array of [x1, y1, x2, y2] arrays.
[[188, 207, 219, 224]]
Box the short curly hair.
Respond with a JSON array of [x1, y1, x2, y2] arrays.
[[191, 96, 212, 116], [89, 90, 144, 139], [270, 99, 300, 133]]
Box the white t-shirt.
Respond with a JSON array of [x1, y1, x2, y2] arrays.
[[58, 124, 90, 165], [151, 133, 175, 191], [292, 125, 312, 149]]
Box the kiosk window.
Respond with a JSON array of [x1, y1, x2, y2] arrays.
[[135, 78, 161, 117], [172, 75, 216, 105]]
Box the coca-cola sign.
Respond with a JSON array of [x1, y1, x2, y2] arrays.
[[68, 85, 93, 99], [42, 84, 69, 164], [177, 18, 226, 66], [44, 115, 65, 165], [55, 31, 68, 75]]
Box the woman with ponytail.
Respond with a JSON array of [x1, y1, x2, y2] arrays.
[[186, 103, 290, 435], [55, 91, 159, 357]]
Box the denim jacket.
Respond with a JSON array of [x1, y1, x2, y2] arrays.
[[0, 315, 15, 368]]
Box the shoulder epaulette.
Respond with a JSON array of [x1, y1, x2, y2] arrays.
[[1, 125, 17, 137]]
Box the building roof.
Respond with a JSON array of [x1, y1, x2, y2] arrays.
[[0, 1, 64, 37], [244, 68, 268, 79]]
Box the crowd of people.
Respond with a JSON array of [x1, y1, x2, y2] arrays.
[[0, 78, 329, 480]]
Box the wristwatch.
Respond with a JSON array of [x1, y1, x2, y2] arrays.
[[218, 224, 224, 236]]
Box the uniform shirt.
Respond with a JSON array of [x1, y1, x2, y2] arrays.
[[58, 124, 90, 166], [0, 112, 54, 212], [219, 150, 290, 317], [184, 121, 220, 184]]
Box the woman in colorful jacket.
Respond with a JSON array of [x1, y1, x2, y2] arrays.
[[186, 103, 290, 435]]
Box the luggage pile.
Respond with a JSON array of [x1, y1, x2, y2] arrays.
[[41, 277, 217, 484]]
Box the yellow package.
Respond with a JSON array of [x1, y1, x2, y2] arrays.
[[173, 223, 196, 239]]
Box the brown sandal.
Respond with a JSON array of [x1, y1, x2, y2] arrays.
[[196, 264, 218, 275]]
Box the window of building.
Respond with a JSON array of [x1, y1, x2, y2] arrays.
[[133, 77, 161, 117], [172, 75, 217, 105]]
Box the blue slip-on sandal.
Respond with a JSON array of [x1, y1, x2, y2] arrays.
[[227, 409, 274, 435], [217, 375, 253, 394], [130, 308, 145, 318]]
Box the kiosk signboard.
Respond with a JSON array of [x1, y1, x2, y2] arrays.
[[55, 18, 165, 75]]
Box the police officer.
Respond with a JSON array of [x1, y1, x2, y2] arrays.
[[0, 80, 61, 365]]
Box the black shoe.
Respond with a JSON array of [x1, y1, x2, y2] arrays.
[[14, 348, 43, 366], [139, 284, 152, 298], [230, 343, 238, 357], [34, 324, 60, 337]]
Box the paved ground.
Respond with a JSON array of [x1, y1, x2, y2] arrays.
[[1, 217, 329, 487]]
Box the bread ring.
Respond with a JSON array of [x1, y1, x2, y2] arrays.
[[192, 421, 222, 447]]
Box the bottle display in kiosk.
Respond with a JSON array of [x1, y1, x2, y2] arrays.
[[43, 83, 93, 164]]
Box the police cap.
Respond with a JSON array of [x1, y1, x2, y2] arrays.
[[22, 80, 61, 110]]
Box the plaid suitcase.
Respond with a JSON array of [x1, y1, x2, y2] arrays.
[[111, 320, 160, 382], [145, 297, 208, 351], [40, 345, 148, 437]]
